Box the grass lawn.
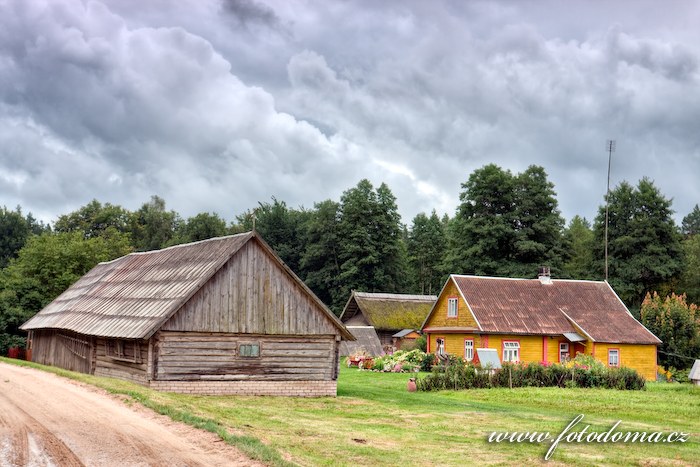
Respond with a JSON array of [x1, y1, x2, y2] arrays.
[[3, 358, 699, 466]]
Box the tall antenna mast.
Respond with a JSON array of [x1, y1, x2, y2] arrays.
[[605, 139, 615, 281]]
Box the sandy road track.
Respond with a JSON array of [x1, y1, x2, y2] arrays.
[[0, 362, 263, 466]]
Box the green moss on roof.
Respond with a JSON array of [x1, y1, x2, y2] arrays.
[[354, 295, 435, 330]]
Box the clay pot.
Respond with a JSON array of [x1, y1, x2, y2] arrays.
[[407, 377, 417, 392]]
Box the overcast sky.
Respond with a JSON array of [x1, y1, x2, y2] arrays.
[[1, 0, 699, 227]]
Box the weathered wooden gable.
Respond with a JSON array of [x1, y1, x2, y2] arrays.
[[162, 238, 339, 336]]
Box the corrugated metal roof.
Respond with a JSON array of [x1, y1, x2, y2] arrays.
[[563, 332, 586, 342], [447, 275, 661, 345], [392, 329, 418, 338], [340, 291, 436, 331], [21, 232, 353, 340]]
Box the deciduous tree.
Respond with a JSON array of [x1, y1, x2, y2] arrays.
[[641, 292, 700, 369], [0, 206, 48, 268], [129, 196, 181, 251]]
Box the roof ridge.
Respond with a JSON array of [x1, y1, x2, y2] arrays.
[[450, 274, 606, 284], [98, 232, 254, 264], [354, 291, 437, 300]]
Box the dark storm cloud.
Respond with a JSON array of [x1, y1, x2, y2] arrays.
[[0, 0, 699, 226], [220, 0, 280, 29]]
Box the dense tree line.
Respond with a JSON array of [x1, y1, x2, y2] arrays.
[[1, 165, 699, 368]]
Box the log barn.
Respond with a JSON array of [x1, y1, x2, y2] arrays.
[[21, 232, 353, 396]]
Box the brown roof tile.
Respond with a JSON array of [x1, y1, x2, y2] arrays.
[[450, 275, 660, 344]]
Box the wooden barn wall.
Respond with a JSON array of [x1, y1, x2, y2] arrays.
[[155, 332, 336, 381], [94, 338, 149, 385], [162, 241, 338, 336], [29, 330, 94, 374]]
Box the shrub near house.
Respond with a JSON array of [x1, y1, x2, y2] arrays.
[[417, 354, 647, 391]]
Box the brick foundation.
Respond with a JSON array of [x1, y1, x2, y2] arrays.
[[148, 380, 337, 397]]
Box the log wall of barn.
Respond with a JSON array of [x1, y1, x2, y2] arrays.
[[161, 241, 338, 336], [154, 332, 337, 381], [28, 330, 94, 374], [94, 338, 149, 385]]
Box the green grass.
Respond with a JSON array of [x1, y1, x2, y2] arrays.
[[3, 358, 699, 466]]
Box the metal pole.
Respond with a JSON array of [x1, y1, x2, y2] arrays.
[[605, 140, 615, 281]]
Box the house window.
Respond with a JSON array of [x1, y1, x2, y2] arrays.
[[106, 339, 140, 363], [239, 343, 260, 358], [464, 339, 474, 362], [608, 349, 619, 367], [436, 338, 446, 356], [502, 341, 520, 363], [447, 298, 458, 318], [559, 343, 570, 362]]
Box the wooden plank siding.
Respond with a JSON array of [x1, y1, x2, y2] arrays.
[[155, 332, 336, 381], [427, 333, 658, 380], [94, 338, 149, 385], [588, 343, 658, 380], [162, 241, 338, 336], [29, 330, 94, 374], [424, 279, 479, 329]]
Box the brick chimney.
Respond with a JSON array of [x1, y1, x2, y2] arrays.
[[538, 266, 552, 285]]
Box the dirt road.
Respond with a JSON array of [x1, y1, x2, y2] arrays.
[[0, 362, 262, 466]]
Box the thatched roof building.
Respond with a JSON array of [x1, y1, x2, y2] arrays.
[[339, 292, 436, 353]]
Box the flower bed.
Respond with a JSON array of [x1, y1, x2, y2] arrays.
[[369, 349, 434, 373]]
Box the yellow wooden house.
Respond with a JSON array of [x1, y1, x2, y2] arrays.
[[421, 271, 661, 380]]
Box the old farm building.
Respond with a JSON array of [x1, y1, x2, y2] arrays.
[[422, 272, 662, 380], [339, 292, 436, 355], [21, 232, 353, 397]]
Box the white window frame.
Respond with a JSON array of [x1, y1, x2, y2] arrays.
[[464, 339, 474, 362], [502, 341, 520, 363], [608, 349, 619, 367], [447, 298, 458, 318], [436, 338, 446, 356], [559, 342, 570, 362]]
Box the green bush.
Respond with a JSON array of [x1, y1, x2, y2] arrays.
[[369, 349, 429, 373], [415, 334, 427, 352], [416, 354, 647, 391], [669, 367, 690, 383]]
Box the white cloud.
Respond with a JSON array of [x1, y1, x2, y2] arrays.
[[1, 0, 699, 226]]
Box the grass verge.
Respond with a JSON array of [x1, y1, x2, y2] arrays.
[[2, 357, 699, 466]]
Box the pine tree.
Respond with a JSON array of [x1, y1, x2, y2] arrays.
[[408, 210, 446, 295], [682, 204, 700, 237], [445, 164, 516, 275], [562, 216, 595, 279], [336, 180, 407, 307], [511, 165, 565, 276], [445, 164, 564, 277], [300, 200, 342, 313], [593, 179, 683, 309]]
